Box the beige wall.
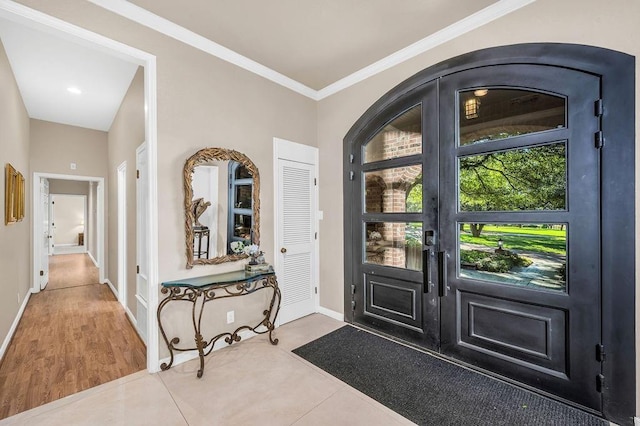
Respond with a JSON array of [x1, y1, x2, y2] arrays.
[[12, 0, 318, 358], [48, 179, 89, 196], [0, 40, 30, 350], [30, 119, 109, 274], [30, 119, 108, 178], [107, 67, 144, 316]]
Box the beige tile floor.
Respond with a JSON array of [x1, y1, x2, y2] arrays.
[[0, 314, 415, 426]]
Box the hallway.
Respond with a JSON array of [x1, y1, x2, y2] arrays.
[[0, 254, 146, 419], [47, 254, 99, 290]]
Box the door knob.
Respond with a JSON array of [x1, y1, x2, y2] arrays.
[[280, 247, 287, 253]]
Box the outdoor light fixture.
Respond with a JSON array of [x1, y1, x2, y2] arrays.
[[497, 238, 504, 249], [464, 98, 480, 119], [473, 88, 489, 97]]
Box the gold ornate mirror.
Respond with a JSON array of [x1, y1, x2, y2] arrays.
[[184, 148, 260, 268]]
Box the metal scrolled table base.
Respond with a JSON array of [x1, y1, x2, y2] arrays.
[[157, 274, 281, 378]]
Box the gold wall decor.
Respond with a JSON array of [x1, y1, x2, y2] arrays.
[[5, 163, 25, 225]]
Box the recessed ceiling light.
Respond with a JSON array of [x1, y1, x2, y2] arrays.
[[67, 87, 82, 95], [473, 88, 488, 97]]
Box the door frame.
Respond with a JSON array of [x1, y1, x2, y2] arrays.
[[117, 162, 127, 307], [33, 173, 105, 289], [6, 0, 160, 373], [343, 43, 635, 425], [273, 137, 320, 323]]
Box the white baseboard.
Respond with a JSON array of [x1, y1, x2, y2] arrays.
[[316, 306, 344, 322], [125, 305, 137, 326], [0, 289, 33, 362], [158, 329, 257, 369], [87, 251, 98, 267], [104, 279, 118, 298], [54, 245, 87, 255]]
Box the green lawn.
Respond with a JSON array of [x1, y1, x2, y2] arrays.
[[459, 224, 566, 255]]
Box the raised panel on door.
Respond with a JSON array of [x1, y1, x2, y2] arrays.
[[438, 64, 602, 411]]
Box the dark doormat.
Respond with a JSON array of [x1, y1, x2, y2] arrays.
[[292, 325, 606, 426]]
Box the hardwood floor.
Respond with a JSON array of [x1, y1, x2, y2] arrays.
[[47, 253, 99, 290], [0, 282, 146, 419]]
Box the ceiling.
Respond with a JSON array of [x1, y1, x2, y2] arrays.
[[0, 0, 522, 131], [127, 0, 499, 90], [0, 17, 138, 131]]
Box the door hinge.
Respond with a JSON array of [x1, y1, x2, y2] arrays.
[[595, 131, 604, 149], [39, 270, 43, 276], [594, 99, 603, 117], [314, 178, 317, 186], [351, 284, 356, 294], [314, 287, 317, 294], [136, 169, 140, 179], [351, 300, 356, 310], [136, 265, 140, 274], [349, 171, 354, 181], [596, 374, 605, 392], [314, 232, 318, 240], [596, 343, 606, 362], [349, 154, 354, 164]]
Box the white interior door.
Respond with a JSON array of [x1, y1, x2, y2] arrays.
[[117, 162, 127, 306], [136, 143, 148, 343], [275, 139, 318, 325], [40, 178, 50, 290]]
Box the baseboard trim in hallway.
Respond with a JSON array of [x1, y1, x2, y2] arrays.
[[0, 289, 32, 364], [104, 278, 118, 298]]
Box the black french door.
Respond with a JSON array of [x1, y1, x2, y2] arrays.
[[349, 64, 602, 411]]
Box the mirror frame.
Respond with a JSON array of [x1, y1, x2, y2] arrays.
[[184, 147, 260, 268]]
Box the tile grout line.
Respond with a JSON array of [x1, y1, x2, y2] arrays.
[[156, 372, 191, 425]]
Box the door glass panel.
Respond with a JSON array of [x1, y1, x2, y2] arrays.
[[459, 89, 566, 146], [364, 166, 422, 213], [234, 185, 251, 208], [458, 223, 566, 292], [364, 105, 422, 163], [459, 142, 566, 212], [365, 222, 422, 271], [232, 214, 251, 240]]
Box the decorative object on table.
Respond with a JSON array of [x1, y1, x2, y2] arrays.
[[230, 240, 245, 254], [243, 244, 261, 265], [191, 197, 211, 227], [245, 262, 272, 273]]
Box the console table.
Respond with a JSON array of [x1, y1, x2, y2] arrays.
[[158, 269, 281, 378]]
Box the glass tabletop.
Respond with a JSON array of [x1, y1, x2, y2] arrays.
[[162, 267, 274, 288]]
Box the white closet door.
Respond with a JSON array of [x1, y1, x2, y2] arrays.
[[277, 159, 316, 324], [136, 143, 149, 343], [40, 178, 50, 290]]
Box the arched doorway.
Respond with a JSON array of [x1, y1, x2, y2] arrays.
[[343, 44, 634, 424]]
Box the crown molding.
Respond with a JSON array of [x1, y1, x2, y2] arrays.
[[91, 0, 535, 101], [88, 0, 319, 100], [316, 0, 536, 100]]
